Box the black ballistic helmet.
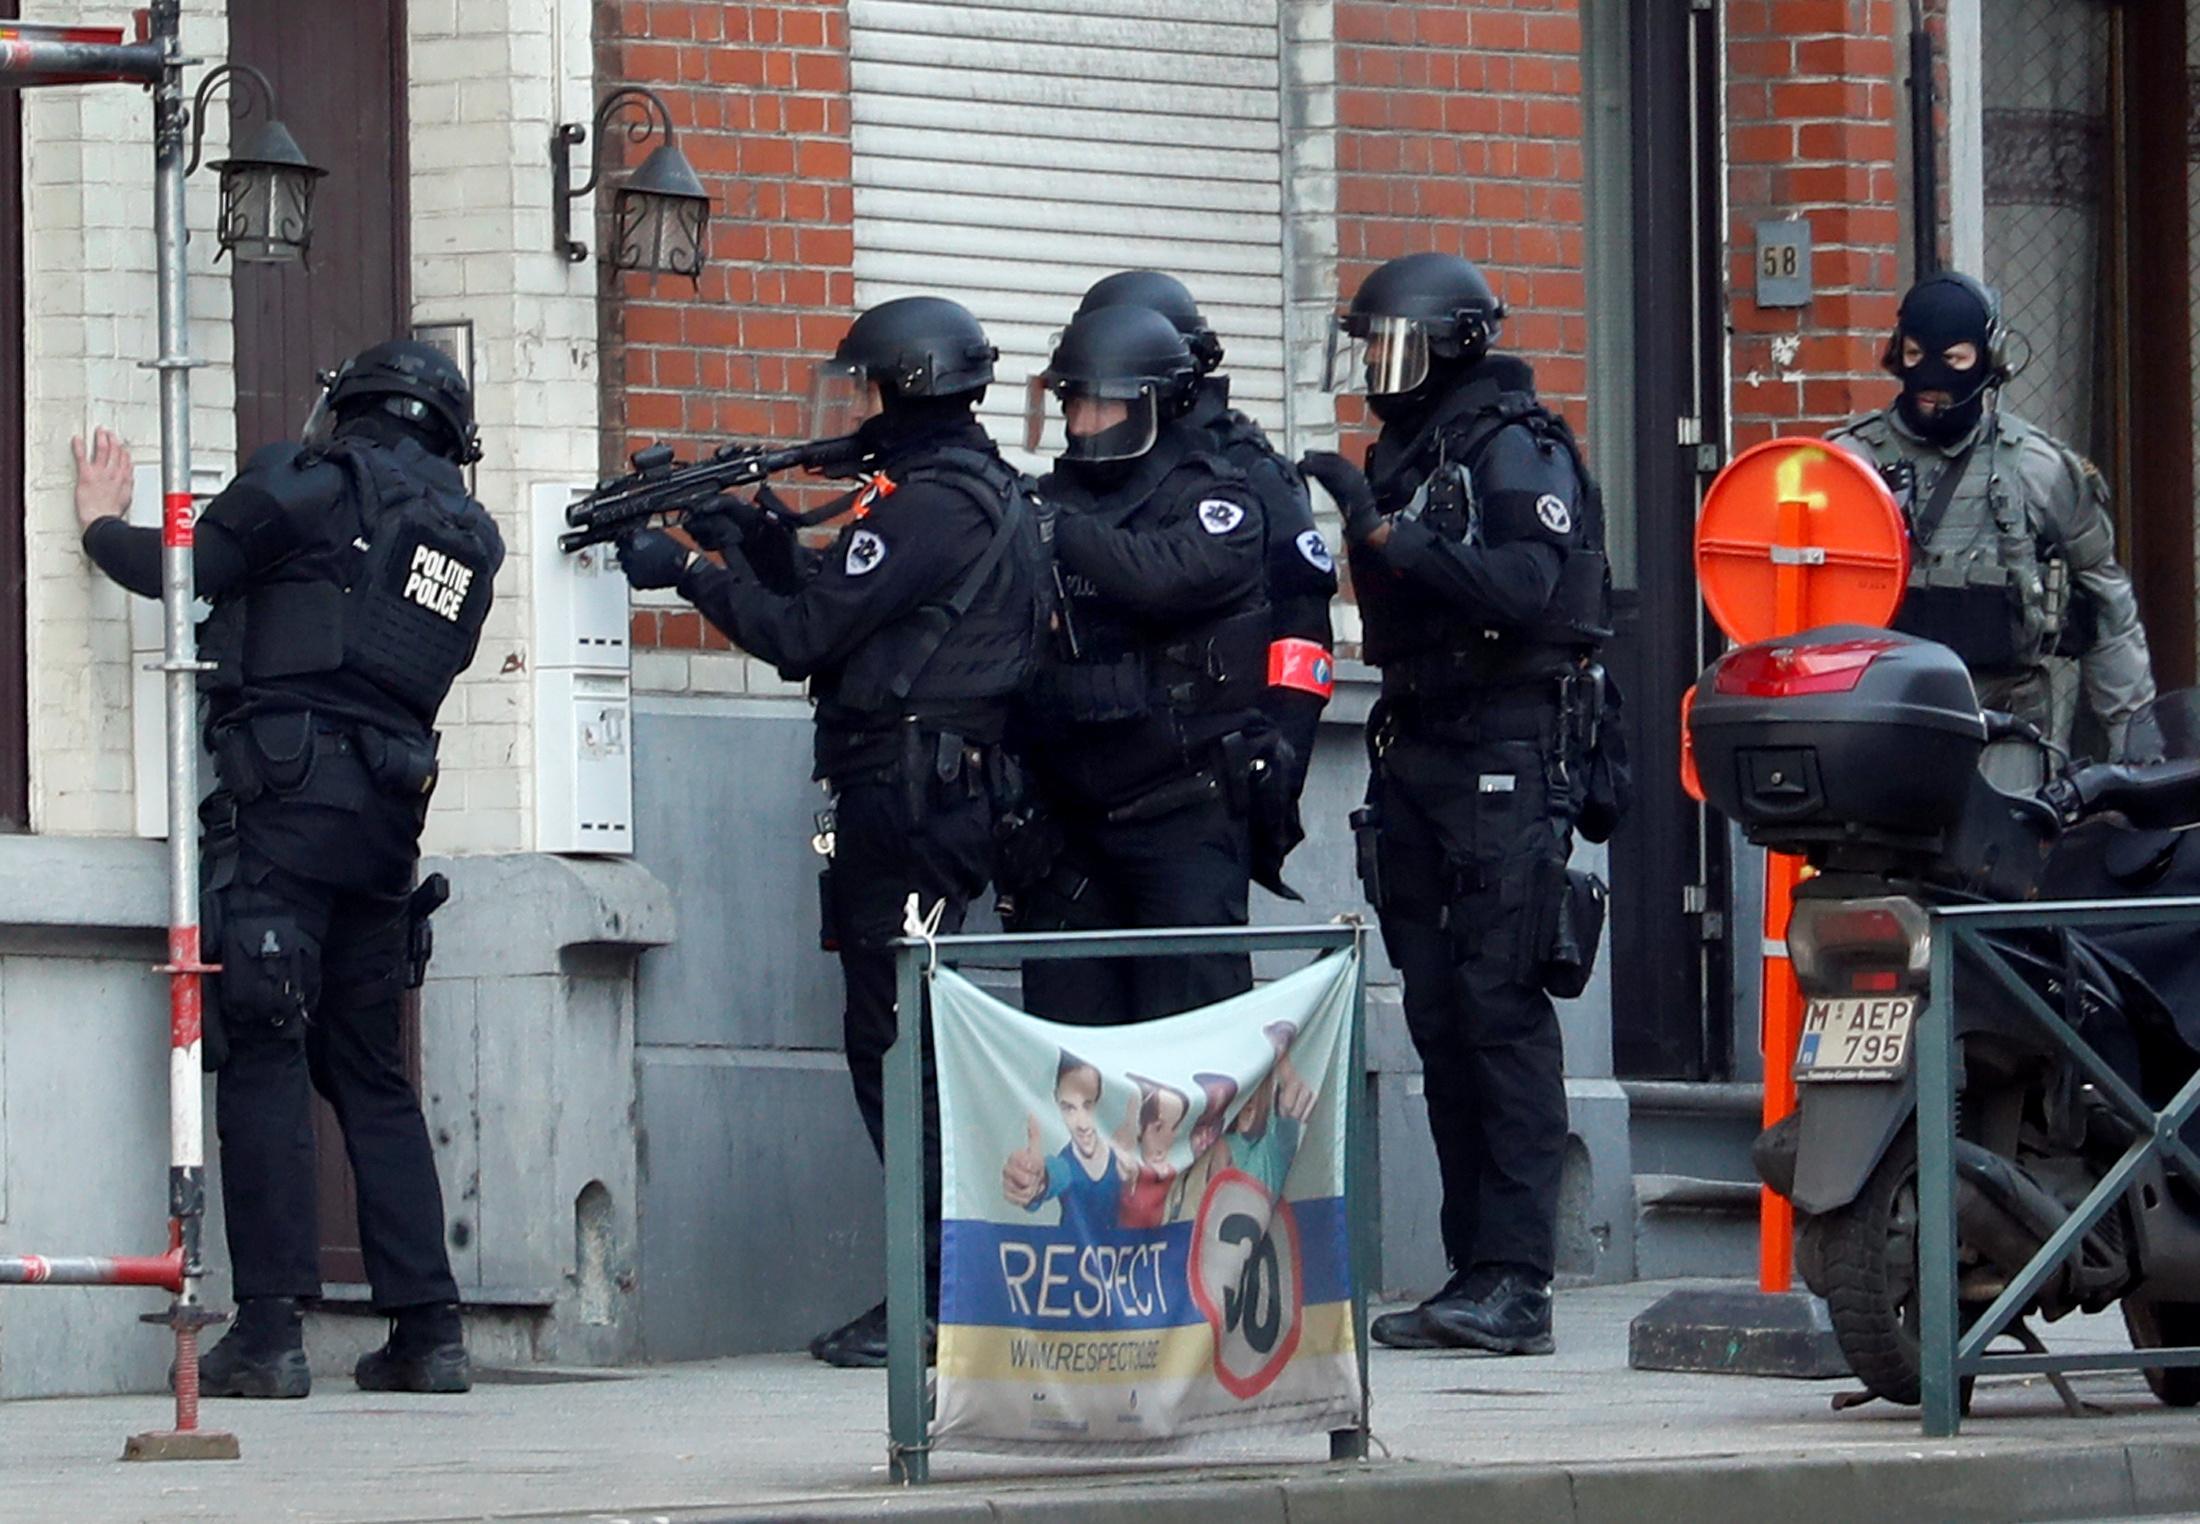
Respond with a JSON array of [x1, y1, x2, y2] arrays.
[[1331, 252, 1506, 395], [314, 338, 480, 463], [1077, 270, 1225, 375], [832, 295, 998, 398], [1028, 305, 1200, 463]]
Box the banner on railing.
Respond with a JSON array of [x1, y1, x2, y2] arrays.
[[930, 951, 1361, 1453]]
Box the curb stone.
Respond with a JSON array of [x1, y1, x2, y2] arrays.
[[427, 1435, 2200, 1524]]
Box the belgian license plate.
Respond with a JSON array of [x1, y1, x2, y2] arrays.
[[1795, 996, 1916, 1081]]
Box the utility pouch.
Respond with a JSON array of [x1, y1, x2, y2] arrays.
[[1349, 803, 1385, 910], [1576, 666, 1633, 845], [1522, 858, 1607, 999], [246, 711, 317, 796], [993, 804, 1063, 895], [1241, 729, 1305, 901], [405, 873, 450, 990], [360, 727, 441, 799], [220, 909, 320, 1034], [213, 726, 268, 804], [817, 865, 841, 953]]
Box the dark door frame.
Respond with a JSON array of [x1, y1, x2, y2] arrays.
[[2118, 1, 2193, 690], [1, 0, 26, 830], [1608, 0, 1730, 1079]]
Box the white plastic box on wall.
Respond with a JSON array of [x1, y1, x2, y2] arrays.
[[129, 461, 229, 840], [531, 482, 634, 855]]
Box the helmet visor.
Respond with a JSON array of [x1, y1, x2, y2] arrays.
[[1032, 378, 1160, 463], [1324, 315, 1431, 396], [807, 359, 876, 440], [299, 371, 339, 453]]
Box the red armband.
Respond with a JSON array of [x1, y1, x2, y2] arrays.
[[1267, 637, 1335, 699]]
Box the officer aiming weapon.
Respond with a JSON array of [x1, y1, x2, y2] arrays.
[[558, 433, 871, 553]]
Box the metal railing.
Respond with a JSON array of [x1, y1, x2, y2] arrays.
[[1918, 896, 2200, 1435], [884, 922, 1373, 1484]]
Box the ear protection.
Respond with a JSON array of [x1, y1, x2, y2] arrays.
[[1880, 271, 2010, 386]]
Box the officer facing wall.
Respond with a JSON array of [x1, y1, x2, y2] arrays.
[[1004, 305, 1282, 1025], [1301, 253, 1625, 1358], [615, 296, 1046, 1370], [71, 340, 503, 1398], [1829, 271, 2156, 778]]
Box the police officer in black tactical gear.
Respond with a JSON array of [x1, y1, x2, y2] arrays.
[[1005, 303, 1279, 1024], [1075, 272, 1337, 844], [72, 339, 503, 1398], [1299, 253, 1624, 1357], [615, 296, 1045, 1370]]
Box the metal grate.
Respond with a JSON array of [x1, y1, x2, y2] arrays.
[[1979, 0, 2116, 462]]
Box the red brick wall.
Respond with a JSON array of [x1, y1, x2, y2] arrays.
[[595, 0, 855, 654], [1726, 0, 1905, 449], [1334, 0, 1589, 428]]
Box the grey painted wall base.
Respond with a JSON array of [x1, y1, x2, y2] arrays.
[[0, 837, 669, 1397], [632, 680, 1636, 1361]]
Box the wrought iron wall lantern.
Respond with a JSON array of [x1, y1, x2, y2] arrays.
[[553, 86, 711, 284], [185, 63, 327, 265]]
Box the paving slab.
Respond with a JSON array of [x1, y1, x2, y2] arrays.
[[6, 1280, 2200, 1524]]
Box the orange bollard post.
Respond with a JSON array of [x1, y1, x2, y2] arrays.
[[1759, 852, 1804, 1292]]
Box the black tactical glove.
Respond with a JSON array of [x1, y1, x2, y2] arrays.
[[616, 528, 695, 590], [738, 484, 805, 595], [1299, 451, 1384, 545], [685, 501, 745, 555]]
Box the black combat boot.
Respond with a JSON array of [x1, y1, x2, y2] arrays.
[[354, 1301, 471, 1393], [193, 1297, 311, 1399], [1422, 1267, 1555, 1355], [1370, 1267, 1494, 1351], [810, 1299, 937, 1369]]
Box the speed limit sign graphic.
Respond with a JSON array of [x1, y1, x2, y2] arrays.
[[1187, 1170, 1306, 1400]]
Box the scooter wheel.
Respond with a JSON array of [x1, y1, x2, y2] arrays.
[[1811, 1128, 1930, 1406], [2124, 1298, 2200, 1407]]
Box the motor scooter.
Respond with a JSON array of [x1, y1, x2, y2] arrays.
[[1692, 627, 2200, 1406]]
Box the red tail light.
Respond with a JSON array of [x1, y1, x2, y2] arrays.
[[1713, 638, 1902, 698]]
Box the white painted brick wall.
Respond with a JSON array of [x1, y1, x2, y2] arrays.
[[20, 1, 235, 836], [409, 0, 601, 857], [19, 0, 604, 857]]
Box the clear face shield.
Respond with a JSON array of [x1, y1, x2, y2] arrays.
[[1025, 376, 1160, 463], [807, 359, 880, 441], [1323, 315, 1432, 396], [299, 369, 340, 452]]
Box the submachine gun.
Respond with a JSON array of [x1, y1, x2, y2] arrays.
[[558, 433, 872, 554]]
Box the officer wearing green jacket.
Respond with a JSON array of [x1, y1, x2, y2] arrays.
[[1830, 271, 2155, 776]]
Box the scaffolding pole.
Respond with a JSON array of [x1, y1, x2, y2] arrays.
[[0, 1, 235, 1461]]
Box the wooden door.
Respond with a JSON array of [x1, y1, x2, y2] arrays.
[[224, 0, 413, 1286]]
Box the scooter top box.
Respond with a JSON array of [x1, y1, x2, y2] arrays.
[[1691, 625, 1986, 844]]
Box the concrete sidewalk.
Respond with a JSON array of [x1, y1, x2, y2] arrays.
[[7, 1280, 2200, 1524]]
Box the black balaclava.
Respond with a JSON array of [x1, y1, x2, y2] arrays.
[[1891, 275, 1998, 444], [334, 405, 455, 462]]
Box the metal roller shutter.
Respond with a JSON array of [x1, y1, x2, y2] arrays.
[[848, 0, 1290, 466]]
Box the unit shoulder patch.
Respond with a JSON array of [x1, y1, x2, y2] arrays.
[[845, 528, 887, 576], [1197, 498, 1247, 536]]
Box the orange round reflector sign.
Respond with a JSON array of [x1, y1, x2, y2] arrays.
[[1695, 438, 1910, 645]]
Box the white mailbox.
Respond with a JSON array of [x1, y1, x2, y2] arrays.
[[532, 482, 634, 855]]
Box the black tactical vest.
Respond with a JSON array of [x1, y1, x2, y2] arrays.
[[832, 447, 1046, 716], [1364, 384, 1613, 691], [1034, 453, 1270, 727], [201, 438, 498, 737]]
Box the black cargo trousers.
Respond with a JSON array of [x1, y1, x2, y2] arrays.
[[1361, 700, 1576, 1282], [202, 722, 458, 1311], [825, 730, 998, 1290]]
